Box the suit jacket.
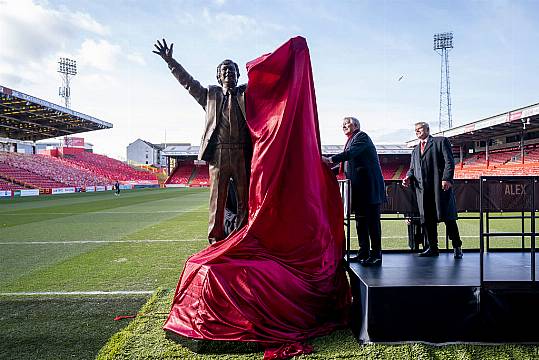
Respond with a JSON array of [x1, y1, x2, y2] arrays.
[[406, 135, 457, 222], [169, 59, 247, 161], [331, 130, 386, 207]]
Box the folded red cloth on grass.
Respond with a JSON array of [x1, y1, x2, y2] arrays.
[[263, 342, 314, 360]]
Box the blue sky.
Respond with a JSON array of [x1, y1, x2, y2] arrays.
[[1, 0, 538, 160]]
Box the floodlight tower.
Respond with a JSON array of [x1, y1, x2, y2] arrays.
[[58, 57, 77, 108], [433, 32, 453, 131]]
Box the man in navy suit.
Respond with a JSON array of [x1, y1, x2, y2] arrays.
[[402, 122, 463, 259], [323, 117, 386, 266]]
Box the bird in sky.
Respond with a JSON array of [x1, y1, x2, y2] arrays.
[[397, 75, 404, 81]]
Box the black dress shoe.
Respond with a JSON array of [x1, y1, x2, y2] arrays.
[[454, 247, 463, 259], [360, 256, 382, 267], [418, 248, 439, 257], [348, 252, 369, 262]]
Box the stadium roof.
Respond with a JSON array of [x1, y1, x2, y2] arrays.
[[162, 144, 412, 157], [0, 84, 112, 141], [162, 145, 200, 156], [140, 139, 164, 150], [406, 102, 539, 147]]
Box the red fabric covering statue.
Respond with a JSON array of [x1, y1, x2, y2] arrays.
[[163, 36, 351, 359]]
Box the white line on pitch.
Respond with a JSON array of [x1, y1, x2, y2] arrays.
[[0, 239, 204, 245], [0, 291, 154, 296]]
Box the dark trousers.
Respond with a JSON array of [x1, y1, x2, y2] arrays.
[[423, 219, 462, 250], [354, 203, 382, 258], [208, 146, 249, 243]]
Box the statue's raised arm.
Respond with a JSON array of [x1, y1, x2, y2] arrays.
[[153, 38, 207, 107]]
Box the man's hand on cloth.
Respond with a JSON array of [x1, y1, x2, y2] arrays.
[[321, 156, 333, 166]]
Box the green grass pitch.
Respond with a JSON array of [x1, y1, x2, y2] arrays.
[[0, 188, 537, 359]]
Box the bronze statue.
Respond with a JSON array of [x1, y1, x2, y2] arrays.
[[153, 39, 251, 244]]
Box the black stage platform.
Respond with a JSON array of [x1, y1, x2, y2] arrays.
[[348, 251, 539, 343]]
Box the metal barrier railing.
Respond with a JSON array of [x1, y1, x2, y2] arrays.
[[340, 177, 538, 284], [338, 179, 351, 264], [479, 176, 537, 285]]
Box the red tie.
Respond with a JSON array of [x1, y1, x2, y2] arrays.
[[420, 141, 425, 154]]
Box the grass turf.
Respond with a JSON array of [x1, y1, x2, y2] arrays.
[[1, 188, 538, 359], [97, 289, 539, 360], [0, 188, 208, 360], [0, 188, 208, 292], [0, 295, 149, 360]]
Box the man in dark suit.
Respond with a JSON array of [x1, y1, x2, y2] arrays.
[[154, 39, 252, 244], [402, 122, 463, 259], [323, 117, 386, 266]]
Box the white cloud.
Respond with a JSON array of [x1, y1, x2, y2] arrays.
[[179, 8, 285, 41], [0, 0, 107, 60], [0, 0, 143, 89], [0, 0, 110, 87], [77, 39, 121, 72], [69, 10, 108, 36], [127, 52, 146, 66]]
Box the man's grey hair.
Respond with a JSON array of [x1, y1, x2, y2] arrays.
[[344, 116, 360, 130], [415, 121, 429, 130]]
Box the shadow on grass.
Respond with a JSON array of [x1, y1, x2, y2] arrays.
[[165, 331, 263, 354]]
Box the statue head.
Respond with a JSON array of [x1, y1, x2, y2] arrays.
[[216, 59, 240, 89]]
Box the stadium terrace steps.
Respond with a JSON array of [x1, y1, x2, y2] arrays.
[[392, 165, 404, 180], [189, 165, 209, 186], [454, 145, 539, 179], [0, 150, 157, 190], [0, 160, 67, 189], [165, 162, 195, 185], [0, 176, 27, 190], [60, 152, 157, 182], [0, 152, 110, 188]]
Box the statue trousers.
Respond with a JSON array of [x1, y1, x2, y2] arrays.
[[207, 145, 250, 243]]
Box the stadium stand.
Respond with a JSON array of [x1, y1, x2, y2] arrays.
[[0, 152, 110, 188], [61, 152, 157, 182], [454, 144, 539, 179], [394, 163, 410, 180], [166, 161, 195, 185], [0, 156, 67, 189], [380, 161, 401, 180], [189, 165, 210, 186], [0, 177, 26, 190]]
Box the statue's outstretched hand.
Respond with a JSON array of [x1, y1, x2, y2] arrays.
[[153, 38, 174, 64]]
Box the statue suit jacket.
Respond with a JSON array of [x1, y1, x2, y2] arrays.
[[169, 59, 247, 162]]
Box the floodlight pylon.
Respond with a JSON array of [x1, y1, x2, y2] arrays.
[[433, 32, 453, 132]]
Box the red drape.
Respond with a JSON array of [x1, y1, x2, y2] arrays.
[[163, 36, 351, 357]]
